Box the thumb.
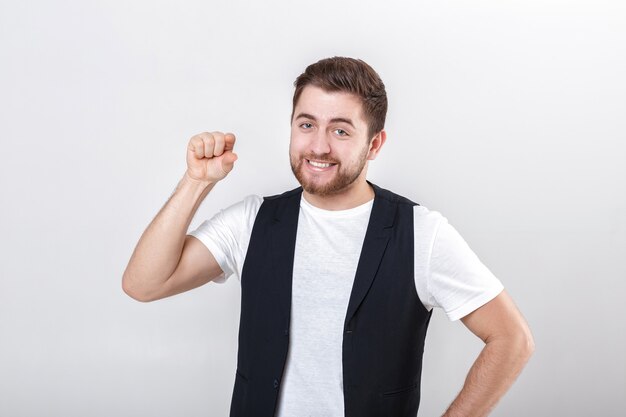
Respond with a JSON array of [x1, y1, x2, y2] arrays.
[[221, 152, 238, 174]]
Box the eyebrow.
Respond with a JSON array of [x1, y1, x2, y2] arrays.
[[295, 113, 355, 128]]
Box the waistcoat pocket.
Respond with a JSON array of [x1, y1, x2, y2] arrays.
[[379, 382, 420, 417]]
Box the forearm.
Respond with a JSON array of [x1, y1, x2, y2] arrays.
[[442, 334, 534, 417], [122, 172, 215, 300]]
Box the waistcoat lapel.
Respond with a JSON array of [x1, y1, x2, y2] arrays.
[[268, 188, 302, 324], [344, 182, 397, 328]]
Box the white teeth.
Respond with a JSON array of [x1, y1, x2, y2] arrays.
[[308, 160, 333, 168]]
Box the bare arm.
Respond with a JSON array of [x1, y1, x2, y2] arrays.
[[441, 290, 535, 417], [122, 132, 237, 302]]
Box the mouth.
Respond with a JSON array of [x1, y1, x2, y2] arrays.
[[305, 159, 337, 171]]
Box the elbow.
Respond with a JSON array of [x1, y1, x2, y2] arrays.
[[523, 330, 536, 360], [494, 323, 535, 364], [122, 273, 157, 303], [516, 325, 535, 363]]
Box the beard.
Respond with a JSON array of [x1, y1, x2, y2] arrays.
[[289, 145, 369, 197]]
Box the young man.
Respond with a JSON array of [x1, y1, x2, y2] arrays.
[[123, 57, 534, 417]]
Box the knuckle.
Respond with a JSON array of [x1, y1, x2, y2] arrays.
[[198, 131, 212, 140]]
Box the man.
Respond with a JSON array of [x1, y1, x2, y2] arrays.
[[122, 57, 534, 417]]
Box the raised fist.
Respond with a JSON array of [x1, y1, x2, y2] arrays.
[[185, 131, 238, 183]]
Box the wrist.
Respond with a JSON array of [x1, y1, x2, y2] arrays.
[[182, 171, 215, 189], [173, 172, 216, 198]]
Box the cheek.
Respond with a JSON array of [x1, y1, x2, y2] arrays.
[[289, 133, 307, 154], [288, 141, 302, 163]]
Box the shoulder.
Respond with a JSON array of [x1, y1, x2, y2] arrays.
[[413, 205, 446, 229], [370, 183, 418, 207], [220, 187, 303, 220], [218, 194, 264, 221], [369, 183, 446, 232], [411, 205, 448, 255]]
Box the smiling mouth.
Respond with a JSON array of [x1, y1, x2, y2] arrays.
[[306, 159, 337, 169]]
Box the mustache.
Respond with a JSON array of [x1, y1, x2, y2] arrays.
[[301, 153, 339, 164]]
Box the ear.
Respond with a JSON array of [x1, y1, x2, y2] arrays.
[[367, 130, 387, 160]]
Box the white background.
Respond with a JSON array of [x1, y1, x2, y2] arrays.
[[1, 0, 624, 416]]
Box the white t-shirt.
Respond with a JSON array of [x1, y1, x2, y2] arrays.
[[188, 193, 503, 417]]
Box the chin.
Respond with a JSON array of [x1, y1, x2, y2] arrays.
[[300, 175, 357, 197], [291, 157, 360, 197]]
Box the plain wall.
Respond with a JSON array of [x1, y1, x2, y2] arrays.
[[1, 0, 624, 416]]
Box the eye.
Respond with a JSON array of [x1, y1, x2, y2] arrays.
[[300, 122, 313, 129], [334, 128, 348, 137]]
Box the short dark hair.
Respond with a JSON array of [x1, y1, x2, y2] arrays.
[[292, 57, 387, 141]]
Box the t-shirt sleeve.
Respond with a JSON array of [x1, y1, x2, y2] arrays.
[[187, 195, 262, 283], [426, 217, 504, 321]]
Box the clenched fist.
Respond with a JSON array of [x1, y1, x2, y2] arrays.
[[185, 131, 238, 184]]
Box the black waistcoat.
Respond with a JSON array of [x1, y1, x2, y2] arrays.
[[230, 183, 432, 417]]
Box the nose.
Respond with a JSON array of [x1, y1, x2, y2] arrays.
[[310, 130, 331, 155]]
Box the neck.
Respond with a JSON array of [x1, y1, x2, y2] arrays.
[[303, 178, 374, 211]]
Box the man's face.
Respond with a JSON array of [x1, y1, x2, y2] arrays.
[[289, 86, 373, 197]]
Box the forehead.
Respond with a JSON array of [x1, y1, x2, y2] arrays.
[[294, 86, 366, 125]]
